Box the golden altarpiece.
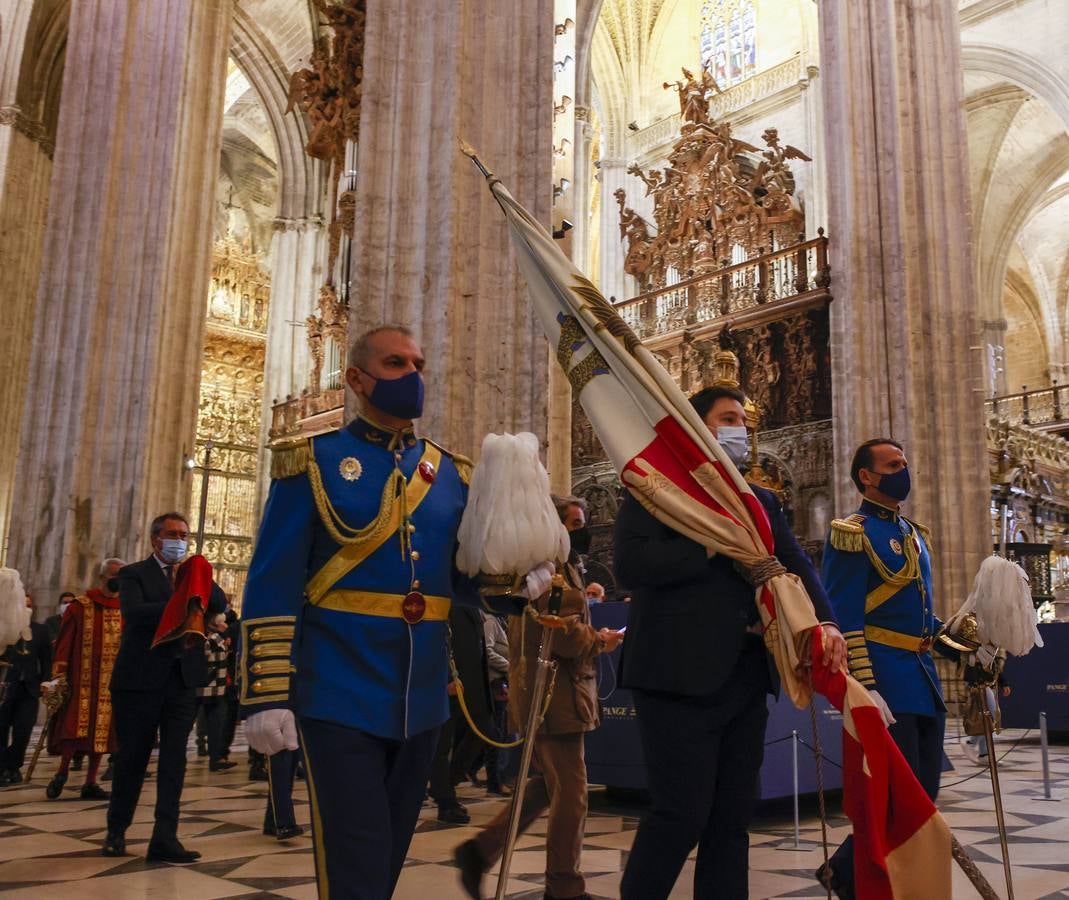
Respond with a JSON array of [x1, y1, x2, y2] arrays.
[[573, 67, 834, 593], [189, 239, 270, 606]]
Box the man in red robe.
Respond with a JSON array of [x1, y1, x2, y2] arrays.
[[44, 558, 125, 800]]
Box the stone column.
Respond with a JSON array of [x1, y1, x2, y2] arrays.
[[256, 215, 328, 505], [349, 0, 554, 458], [598, 157, 632, 303], [819, 1, 989, 614], [8, 0, 232, 602], [0, 0, 67, 562]]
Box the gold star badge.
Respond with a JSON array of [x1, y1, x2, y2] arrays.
[[339, 457, 363, 482]]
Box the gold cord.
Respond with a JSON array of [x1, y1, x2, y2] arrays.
[[306, 440, 404, 547], [861, 530, 921, 587], [447, 642, 555, 750]]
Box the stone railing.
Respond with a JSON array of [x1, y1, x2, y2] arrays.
[[985, 383, 1069, 430], [625, 54, 807, 160], [613, 232, 830, 340]]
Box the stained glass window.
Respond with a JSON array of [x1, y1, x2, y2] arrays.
[[699, 0, 756, 89]]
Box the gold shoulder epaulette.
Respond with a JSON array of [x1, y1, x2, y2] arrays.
[[424, 438, 474, 485], [269, 436, 310, 480], [830, 515, 866, 552], [908, 518, 933, 553]]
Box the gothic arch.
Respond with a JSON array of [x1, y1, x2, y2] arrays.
[[980, 140, 1069, 323], [231, 9, 327, 222], [961, 43, 1069, 136]]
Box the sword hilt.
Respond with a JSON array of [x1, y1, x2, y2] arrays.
[[547, 573, 565, 617]]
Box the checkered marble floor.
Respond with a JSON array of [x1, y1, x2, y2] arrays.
[[0, 727, 1066, 898]]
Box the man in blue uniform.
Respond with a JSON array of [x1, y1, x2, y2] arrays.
[[820, 438, 953, 898], [240, 325, 532, 899]]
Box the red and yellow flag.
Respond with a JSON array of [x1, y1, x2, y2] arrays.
[[468, 153, 950, 898]]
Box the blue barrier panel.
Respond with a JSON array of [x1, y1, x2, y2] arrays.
[[1000, 622, 1069, 731], [585, 602, 844, 798]]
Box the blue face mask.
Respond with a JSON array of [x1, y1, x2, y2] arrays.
[[361, 368, 424, 420], [717, 425, 750, 467], [159, 539, 188, 564], [875, 466, 911, 502]]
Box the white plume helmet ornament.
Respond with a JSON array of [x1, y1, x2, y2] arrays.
[[0, 568, 31, 651], [946, 555, 1044, 658], [456, 432, 569, 577]]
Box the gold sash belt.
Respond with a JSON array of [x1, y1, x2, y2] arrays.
[[865, 624, 932, 654], [317, 589, 450, 622]]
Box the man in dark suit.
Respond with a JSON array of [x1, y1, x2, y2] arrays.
[[614, 386, 846, 900], [103, 512, 225, 862], [0, 596, 52, 784], [45, 592, 76, 644]]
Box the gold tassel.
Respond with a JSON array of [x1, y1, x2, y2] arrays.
[[270, 438, 310, 480], [830, 518, 864, 553]]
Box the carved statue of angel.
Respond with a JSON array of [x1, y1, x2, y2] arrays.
[[627, 163, 663, 197], [753, 127, 811, 192]]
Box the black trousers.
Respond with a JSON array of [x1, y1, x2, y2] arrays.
[[0, 682, 40, 771], [197, 696, 228, 762], [621, 637, 771, 900], [428, 696, 483, 806], [829, 711, 945, 891], [107, 663, 197, 842], [221, 686, 239, 757], [299, 716, 439, 900], [265, 747, 301, 831]]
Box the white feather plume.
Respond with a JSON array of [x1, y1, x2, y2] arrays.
[[947, 555, 1044, 657], [457, 432, 569, 576], [0, 568, 30, 652]]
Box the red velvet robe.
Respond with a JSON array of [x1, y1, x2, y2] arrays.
[[48, 589, 122, 754]]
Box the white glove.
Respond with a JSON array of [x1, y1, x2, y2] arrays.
[[245, 708, 298, 756], [868, 690, 897, 728], [521, 562, 555, 600]]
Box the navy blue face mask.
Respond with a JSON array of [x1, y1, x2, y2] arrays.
[[874, 466, 911, 502], [361, 368, 425, 420]]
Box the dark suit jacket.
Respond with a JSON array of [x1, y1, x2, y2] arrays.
[[44, 614, 63, 645], [1, 621, 52, 696], [448, 606, 493, 732], [110, 556, 227, 692], [614, 485, 835, 697]]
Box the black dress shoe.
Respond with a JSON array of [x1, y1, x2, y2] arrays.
[[209, 760, 237, 772], [81, 782, 109, 800], [196, 743, 208, 758], [454, 839, 487, 900], [5, 769, 22, 785], [274, 824, 304, 841], [249, 764, 268, 782], [71, 755, 84, 771], [45, 772, 67, 799], [486, 783, 511, 797], [102, 832, 126, 857], [437, 803, 470, 825], [815, 862, 855, 900], [146, 840, 201, 863]]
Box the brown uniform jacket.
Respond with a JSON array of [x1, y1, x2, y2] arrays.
[[507, 563, 602, 736]]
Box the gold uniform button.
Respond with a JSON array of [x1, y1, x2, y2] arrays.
[[410, 550, 420, 561], [407, 524, 416, 534]]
